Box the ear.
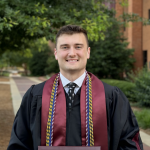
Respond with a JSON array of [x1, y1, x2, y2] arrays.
[[54, 48, 58, 60], [87, 47, 90, 59]]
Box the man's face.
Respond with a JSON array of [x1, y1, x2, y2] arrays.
[[54, 33, 90, 76]]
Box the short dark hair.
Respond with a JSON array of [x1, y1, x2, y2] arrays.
[[56, 25, 89, 47]]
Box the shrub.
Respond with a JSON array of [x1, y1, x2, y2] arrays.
[[128, 67, 150, 107], [29, 48, 49, 76], [45, 55, 59, 74], [101, 79, 136, 102], [86, 17, 135, 79], [134, 109, 150, 129]]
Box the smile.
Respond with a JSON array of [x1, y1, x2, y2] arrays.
[[66, 60, 78, 62]]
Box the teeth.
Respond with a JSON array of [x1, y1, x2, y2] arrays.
[[68, 60, 77, 62]]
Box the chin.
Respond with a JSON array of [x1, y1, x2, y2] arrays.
[[67, 68, 85, 73]]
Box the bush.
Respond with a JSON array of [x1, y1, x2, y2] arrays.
[[86, 16, 135, 79], [128, 67, 150, 107], [45, 55, 59, 74], [101, 79, 136, 102], [134, 109, 150, 129], [29, 47, 50, 76]]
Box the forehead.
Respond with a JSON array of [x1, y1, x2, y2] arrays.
[[57, 33, 87, 46]]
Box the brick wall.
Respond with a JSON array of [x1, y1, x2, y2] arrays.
[[115, 0, 143, 70], [115, 0, 124, 18], [143, 0, 150, 69], [132, 0, 143, 69]]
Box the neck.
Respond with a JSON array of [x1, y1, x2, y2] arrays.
[[60, 70, 85, 81]]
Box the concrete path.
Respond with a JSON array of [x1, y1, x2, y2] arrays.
[[9, 76, 150, 149], [10, 77, 41, 115], [0, 81, 10, 84]]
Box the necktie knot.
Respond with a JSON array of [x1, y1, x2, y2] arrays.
[[67, 82, 76, 91]]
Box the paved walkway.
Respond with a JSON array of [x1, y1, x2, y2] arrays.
[[10, 77, 41, 115], [9, 76, 150, 149]]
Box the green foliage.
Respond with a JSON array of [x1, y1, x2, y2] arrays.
[[45, 55, 59, 74], [127, 67, 150, 107], [29, 46, 50, 76], [2, 47, 33, 75], [116, 0, 150, 26], [134, 109, 150, 129], [0, 0, 112, 54], [0, 53, 8, 69], [1, 38, 50, 75], [120, 12, 150, 26], [0, 53, 9, 75], [87, 14, 135, 79], [1, 72, 9, 77], [101, 79, 135, 101], [118, 0, 128, 7], [4, 49, 32, 67], [3, 38, 48, 65], [81, 2, 111, 41]]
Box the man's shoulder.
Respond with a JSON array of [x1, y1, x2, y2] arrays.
[[101, 80, 127, 103], [31, 81, 46, 96], [102, 81, 115, 94], [89, 72, 118, 100], [89, 72, 115, 95], [31, 73, 59, 96], [99, 80, 117, 100]]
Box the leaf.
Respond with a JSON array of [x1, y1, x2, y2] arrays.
[[30, 32, 34, 36]]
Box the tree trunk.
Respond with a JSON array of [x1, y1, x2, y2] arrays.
[[23, 63, 28, 76]]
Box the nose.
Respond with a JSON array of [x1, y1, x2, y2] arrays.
[[68, 47, 76, 57]]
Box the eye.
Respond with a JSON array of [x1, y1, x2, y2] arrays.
[[62, 46, 68, 49], [76, 46, 82, 49]]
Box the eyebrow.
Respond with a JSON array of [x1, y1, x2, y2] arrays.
[[60, 43, 83, 47], [75, 43, 83, 46], [60, 44, 68, 47]]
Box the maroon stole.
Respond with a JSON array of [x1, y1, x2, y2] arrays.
[[41, 72, 108, 150]]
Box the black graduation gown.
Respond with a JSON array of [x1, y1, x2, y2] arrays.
[[7, 81, 143, 150]]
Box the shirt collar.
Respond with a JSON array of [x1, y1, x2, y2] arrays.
[[60, 72, 86, 88]]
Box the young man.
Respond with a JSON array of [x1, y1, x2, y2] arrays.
[[7, 25, 143, 150]]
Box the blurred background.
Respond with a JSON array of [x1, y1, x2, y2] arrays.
[[0, 0, 150, 149]]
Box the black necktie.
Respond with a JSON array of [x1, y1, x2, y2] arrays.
[[67, 82, 76, 110]]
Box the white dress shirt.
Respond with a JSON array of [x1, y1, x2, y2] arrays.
[[60, 72, 86, 94]]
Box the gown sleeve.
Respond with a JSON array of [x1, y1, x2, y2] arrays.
[[105, 84, 143, 150], [7, 85, 35, 150]]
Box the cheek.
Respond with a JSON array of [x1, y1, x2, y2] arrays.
[[79, 52, 89, 59], [57, 52, 67, 60]]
